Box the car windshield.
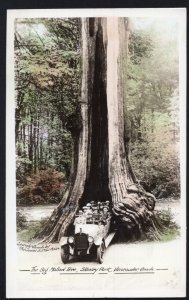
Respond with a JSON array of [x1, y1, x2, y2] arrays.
[[74, 223, 99, 235], [86, 214, 101, 224]]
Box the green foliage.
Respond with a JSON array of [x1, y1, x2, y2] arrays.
[[127, 23, 179, 198], [17, 220, 47, 242], [129, 31, 153, 64], [16, 156, 32, 183], [155, 209, 180, 241], [15, 18, 81, 187], [130, 127, 180, 198], [17, 211, 27, 231]]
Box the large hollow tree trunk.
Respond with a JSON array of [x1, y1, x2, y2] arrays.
[[37, 17, 159, 243]]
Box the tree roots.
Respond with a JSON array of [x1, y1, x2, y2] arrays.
[[112, 183, 177, 241]]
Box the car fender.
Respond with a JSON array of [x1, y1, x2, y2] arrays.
[[94, 237, 104, 246], [59, 237, 68, 246]]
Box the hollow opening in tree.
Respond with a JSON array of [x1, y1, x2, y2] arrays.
[[81, 19, 111, 207]]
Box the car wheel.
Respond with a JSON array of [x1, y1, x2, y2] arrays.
[[61, 245, 70, 264], [97, 241, 105, 264], [89, 244, 96, 258]]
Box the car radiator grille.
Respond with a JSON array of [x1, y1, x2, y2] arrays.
[[74, 233, 88, 250]]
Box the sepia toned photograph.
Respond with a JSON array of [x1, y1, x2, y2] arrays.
[[6, 8, 186, 298]]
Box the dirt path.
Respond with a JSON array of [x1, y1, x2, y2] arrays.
[[17, 198, 180, 222], [16, 237, 185, 298], [14, 199, 185, 297]]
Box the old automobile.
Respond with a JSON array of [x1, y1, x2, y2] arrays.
[[60, 205, 116, 264]]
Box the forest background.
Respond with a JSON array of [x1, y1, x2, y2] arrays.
[[15, 17, 180, 206]]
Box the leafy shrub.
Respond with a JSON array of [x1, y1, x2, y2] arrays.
[[17, 168, 65, 205], [17, 211, 27, 231], [17, 220, 47, 242], [130, 132, 180, 198], [16, 156, 32, 185], [155, 209, 180, 241]]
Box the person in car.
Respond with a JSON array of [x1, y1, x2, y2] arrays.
[[99, 204, 104, 213], [92, 206, 98, 213], [86, 203, 93, 214], [97, 201, 101, 210], [90, 201, 96, 207], [91, 202, 97, 210], [105, 200, 110, 207], [102, 206, 110, 218], [92, 207, 99, 220], [74, 210, 86, 225], [97, 207, 110, 225], [82, 206, 88, 215], [86, 212, 93, 224]]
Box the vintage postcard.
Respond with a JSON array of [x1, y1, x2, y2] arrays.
[[6, 8, 186, 298]]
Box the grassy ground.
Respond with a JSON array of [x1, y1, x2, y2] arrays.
[[158, 226, 180, 242], [17, 211, 180, 243], [17, 220, 47, 242], [155, 208, 180, 242]]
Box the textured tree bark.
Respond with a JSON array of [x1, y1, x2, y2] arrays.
[[37, 17, 160, 243]]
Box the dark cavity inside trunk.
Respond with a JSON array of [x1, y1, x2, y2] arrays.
[[81, 22, 111, 206]]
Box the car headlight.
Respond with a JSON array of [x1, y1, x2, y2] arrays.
[[88, 236, 94, 243], [68, 236, 74, 244]]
